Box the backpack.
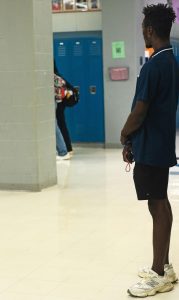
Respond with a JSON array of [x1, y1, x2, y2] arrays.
[[54, 73, 79, 107], [63, 79, 79, 107]]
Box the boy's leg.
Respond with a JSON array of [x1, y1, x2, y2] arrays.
[[148, 198, 173, 276]]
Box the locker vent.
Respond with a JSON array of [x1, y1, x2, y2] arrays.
[[58, 44, 66, 57], [73, 42, 83, 56], [89, 41, 101, 56]]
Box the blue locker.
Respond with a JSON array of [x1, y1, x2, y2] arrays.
[[53, 32, 105, 143]]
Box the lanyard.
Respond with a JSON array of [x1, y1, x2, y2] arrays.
[[152, 48, 173, 59]]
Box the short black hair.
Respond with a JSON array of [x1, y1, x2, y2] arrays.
[[143, 3, 176, 39]]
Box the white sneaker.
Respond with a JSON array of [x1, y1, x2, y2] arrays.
[[128, 271, 173, 297], [68, 151, 74, 157], [165, 264, 178, 283], [56, 153, 71, 160], [138, 264, 178, 283]]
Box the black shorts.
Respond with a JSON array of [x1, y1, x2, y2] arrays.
[[133, 163, 169, 200]]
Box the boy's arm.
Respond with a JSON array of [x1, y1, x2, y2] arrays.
[[120, 101, 149, 145]]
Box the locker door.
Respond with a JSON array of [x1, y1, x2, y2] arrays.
[[85, 37, 105, 142], [67, 38, 88, 141]]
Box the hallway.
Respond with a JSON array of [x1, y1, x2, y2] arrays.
[[0, 147, 179, 299]]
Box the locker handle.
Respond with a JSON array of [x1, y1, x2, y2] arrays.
[[89, 86, 96, 95]]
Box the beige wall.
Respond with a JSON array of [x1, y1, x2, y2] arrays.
[[0, 0, 57, 191], [53, 11, 102, 32], [102, 0, 144, 147]]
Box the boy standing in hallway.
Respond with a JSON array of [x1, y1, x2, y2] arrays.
[[120, 4, 179, 297]]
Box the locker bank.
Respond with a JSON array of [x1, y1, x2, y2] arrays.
[[0, 0, 179, 299]]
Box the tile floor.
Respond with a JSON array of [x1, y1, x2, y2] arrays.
[[0, 147, 179, 299]]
